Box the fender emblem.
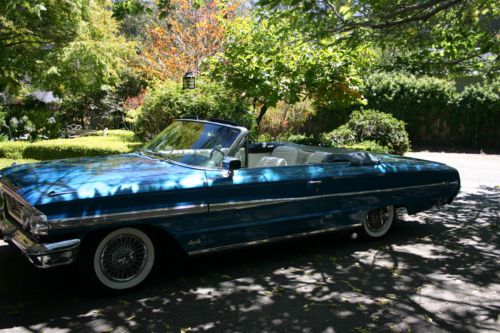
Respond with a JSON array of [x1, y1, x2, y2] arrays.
[[188, 239, 202, 246]]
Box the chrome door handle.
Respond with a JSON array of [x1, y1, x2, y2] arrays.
[[308, 180, 322, 185]]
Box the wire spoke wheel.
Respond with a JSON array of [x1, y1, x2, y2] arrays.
[[100, 234, 148, 282], [363, 206, 395, 238], [93, 228, 155, 290]]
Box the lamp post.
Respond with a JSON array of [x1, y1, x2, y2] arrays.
[[182, 71, 196, 90]]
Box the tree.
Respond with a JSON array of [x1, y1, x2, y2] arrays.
[[259, 0, 468, 33], [38, 0, 136, 127], [112, 0, 154, 40], [0, 0, 88, 93], [374, 2, 499, 76], [256, 0, 499, 77], [137, 0, 239, 82], [208, 17, 365, 126]]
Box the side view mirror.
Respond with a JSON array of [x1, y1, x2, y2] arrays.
[[223, 157, 241, 175]]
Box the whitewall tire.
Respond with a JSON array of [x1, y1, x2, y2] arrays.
[[362, 206, 395, 239], [92, 228, 156, 290]]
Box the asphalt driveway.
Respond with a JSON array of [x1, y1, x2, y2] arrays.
[[0, 152, 498, 333]]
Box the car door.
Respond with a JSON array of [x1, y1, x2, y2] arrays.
[[317, 162, 384, 228], [203, 164, 324, 249]]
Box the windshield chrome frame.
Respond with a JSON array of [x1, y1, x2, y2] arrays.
[[143, 119, 249, 171]]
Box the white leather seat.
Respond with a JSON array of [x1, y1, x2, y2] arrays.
[[256, 156, 287, 168], [307, 151, 330, 164], [271, 146, 299, 165]]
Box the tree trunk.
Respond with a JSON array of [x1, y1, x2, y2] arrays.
[[256, 103, 268, 128]]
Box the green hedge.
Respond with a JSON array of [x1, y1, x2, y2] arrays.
[[365, 73, 499, 149], [313, 73, 499, 150], [0, 158, 39, 169], [0, 130, 142, 161], [135, 80, 254, 140], [0, 142, 29, 159], [453, 81, 500, 149]]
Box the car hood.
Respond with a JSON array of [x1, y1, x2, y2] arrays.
[[0, 153, 207, 206]]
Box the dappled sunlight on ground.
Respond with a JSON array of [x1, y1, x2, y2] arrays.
[[0, 186, 498, 332]]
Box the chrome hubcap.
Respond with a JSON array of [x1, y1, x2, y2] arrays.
[[366, 207, 390, 232], [100, 234, 148, 282]]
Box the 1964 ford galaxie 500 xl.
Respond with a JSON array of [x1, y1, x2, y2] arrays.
[[0, 119, 460, 290]]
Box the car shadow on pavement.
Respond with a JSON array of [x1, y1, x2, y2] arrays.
[[0, 187, 498, 332]]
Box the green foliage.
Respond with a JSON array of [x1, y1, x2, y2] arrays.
[[0, 0, 88, 93], [287, 134, 321, 146], [342, 140, 390, 154], [0, 130, 141, 161], [113, 0, 150, 20], [3, 97, 63, 139], [135, 80, 254, 140], [324, 109, 411, 155], [257, 0, 499, 77], [0, 158, 39, 170], [36, 0, 136, 128], [0, 141, 29, 159], [454, 80, 500, 148], [323, 125, 356, 146], [208, 17, 364, 125], [364, 72, 456, 141], [361, 72, 499, 149], [259, 100, 317, 140]]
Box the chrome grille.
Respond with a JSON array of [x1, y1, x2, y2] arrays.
[[5, 192, 24, 222]]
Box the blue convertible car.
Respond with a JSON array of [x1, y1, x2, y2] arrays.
[[0, 119, 460, 290]]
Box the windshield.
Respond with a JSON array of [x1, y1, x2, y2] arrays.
[[142, 120, 243, 168]]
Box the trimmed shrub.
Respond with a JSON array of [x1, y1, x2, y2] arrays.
[[342, 140, 390, 154], [0, 130, 142, 161], [0, 142, 28, 159], [23, 140, 142, 160], [287, 134, 321, 146], [136, 80, 254, 140], [0, 158, 39, 169], [322, 125, 356, 146], [323, 109, 410, 154]]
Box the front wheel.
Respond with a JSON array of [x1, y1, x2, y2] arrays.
[[361, 206, 395, 239], [80, 228, 156, 291]]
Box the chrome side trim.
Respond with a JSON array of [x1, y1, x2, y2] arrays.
[[322, 181, 459, 199], [209, 195, 322, 212], [188, 223, 362, 255], [209, 181, 458, 212], [49, 204, 207, 230]]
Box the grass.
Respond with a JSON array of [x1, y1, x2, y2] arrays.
[[0, 130, 143, 169]]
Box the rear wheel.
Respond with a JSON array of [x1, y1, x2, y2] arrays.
[[80, 228, 156, 291], [361, 206, 395, 239]]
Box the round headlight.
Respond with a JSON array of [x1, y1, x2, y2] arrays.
[[30, 214, 48, 236]]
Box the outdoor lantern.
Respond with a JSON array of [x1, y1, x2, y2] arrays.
[[183, 71, 196, 89]]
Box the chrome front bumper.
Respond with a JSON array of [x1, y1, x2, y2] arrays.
[[0, 215, 80, 268]]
